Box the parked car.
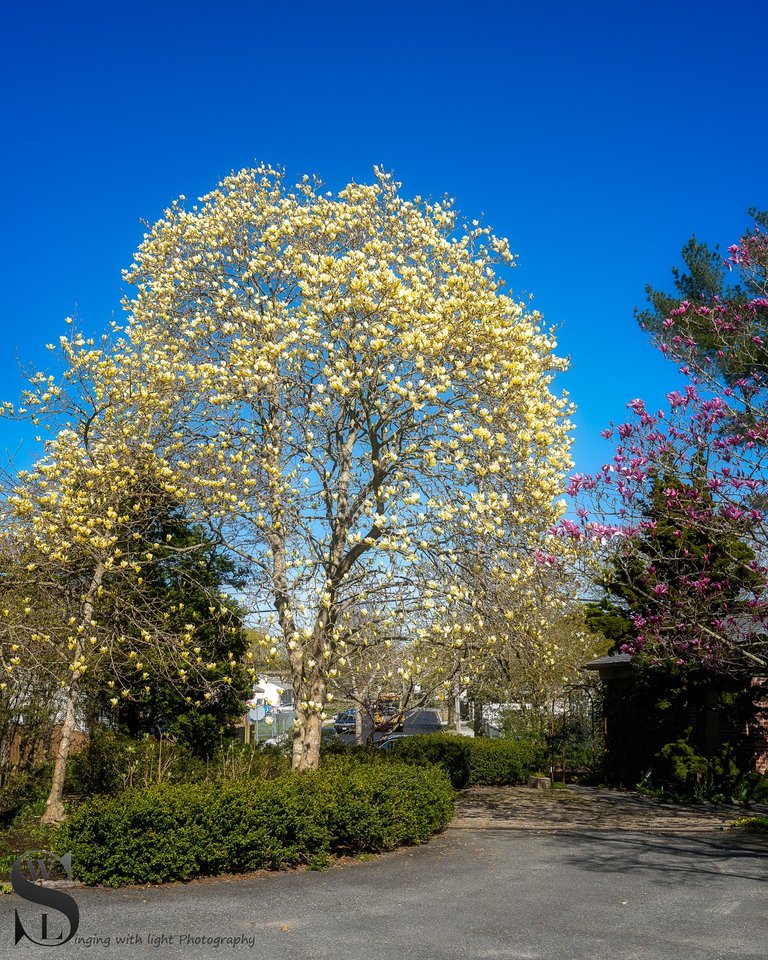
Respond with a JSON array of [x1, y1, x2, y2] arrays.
[[333, 708, 357, 735], [377, 732, 412, 751]]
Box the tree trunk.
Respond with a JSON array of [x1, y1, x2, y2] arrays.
[[291, 670, 326, 771], [291, 705, 323, 770], [42, 560, 105, 824], [353, 685, 364, 746], [41, 682, 78, 824], [473, 698, 485, 737]]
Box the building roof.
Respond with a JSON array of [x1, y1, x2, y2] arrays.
[[584, 653, 633, 671]]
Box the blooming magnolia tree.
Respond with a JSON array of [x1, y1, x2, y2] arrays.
[[569, 214, 768, 674], [121, 167, 574, 769], [479, 570, 608, 707], [0, 335, 245, 822]]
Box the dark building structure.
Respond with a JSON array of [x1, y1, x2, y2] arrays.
[[585, 654, 768, 787]]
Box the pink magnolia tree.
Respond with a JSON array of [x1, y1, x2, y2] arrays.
[[565, 215, 768, 674]]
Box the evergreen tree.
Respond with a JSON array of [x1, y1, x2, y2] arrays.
[[87, 511, 251, 757], [637, 209, 768, 388]]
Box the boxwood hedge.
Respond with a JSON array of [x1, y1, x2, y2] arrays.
[[387, 734, 546, 788], [61, 759, 453, 886]]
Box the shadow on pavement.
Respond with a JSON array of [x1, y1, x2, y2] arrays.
[[556, 829, 768, 885]]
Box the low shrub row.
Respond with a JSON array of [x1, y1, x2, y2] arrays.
[[387, 734, 547, 788], [60, 759, 453, 886]]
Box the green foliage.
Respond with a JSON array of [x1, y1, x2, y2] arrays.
[[387, 735, 471, 787], [210, 741, 290, 782], [0, 670, 58, 782], [66, 729, 291, 796], [655, 739, 711, 797], [599, 664, 765, 791], [319, 755, 455, 851], [586, 472, 760, 659], [548, 712, 604, 780], [730, 815, 768, 833], [499, 709, 549, 747], [0, 766, 51, 825], [86, 512, 251, 758], [0, 772, 38, 822], [731, 772, 768, 805], [649, 736, 768, 803], [500, 702, 603, 781], [387, 734, 546, 788], [67, 729, 205, 795], [0, 812, 61, 882], [583, 599, 635, 650], [637, 210, 768, 386], [60, 762, 453, 886], [466, 737, 547, 786]]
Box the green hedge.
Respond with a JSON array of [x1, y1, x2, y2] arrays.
[[61, 761, 453, 886], [388, 734, 546, 788]]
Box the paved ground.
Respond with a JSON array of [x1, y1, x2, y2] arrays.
[[2, 789, 766, 960], [453, 784, 768, 833]]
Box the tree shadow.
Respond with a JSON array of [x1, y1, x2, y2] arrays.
[[557, 830, 768, 885]]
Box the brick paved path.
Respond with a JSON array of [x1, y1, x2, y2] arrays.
[[452, 784, 768, 834]]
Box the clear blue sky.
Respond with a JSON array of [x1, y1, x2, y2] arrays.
[[1, 0, 765, 475]]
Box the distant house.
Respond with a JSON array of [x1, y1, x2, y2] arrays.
[[585, 653, 768, 786], [235, 677, 294, 744]]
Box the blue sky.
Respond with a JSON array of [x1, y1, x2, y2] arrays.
[[1, 1, 765, 476]]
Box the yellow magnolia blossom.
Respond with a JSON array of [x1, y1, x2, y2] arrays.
[[115, 167, 573, 770]]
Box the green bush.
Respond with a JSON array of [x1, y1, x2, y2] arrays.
[[388, 734, 546, 788], [646, 737, 768, 803], [321, 756, 454, 850], [466, 737, 547, 785], [60, 761, 453, 886], [731, 772, 768, 804], [67, 728, 207, 795], [0, 767, 52, 825], [67, 730, 290, 798]]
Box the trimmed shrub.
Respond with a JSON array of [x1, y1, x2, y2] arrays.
[[466, 737, 546, 786], [388, 734, 546, 788], [321, 756, 454, 850], [60, 761, 453, 886], [386, 735, 471, 788]]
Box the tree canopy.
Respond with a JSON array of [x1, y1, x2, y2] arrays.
[[117, 166, 574, 768], [571, 211, 768, 675]]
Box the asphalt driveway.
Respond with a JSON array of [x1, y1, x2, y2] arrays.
[[2, 822, 766, 960]]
